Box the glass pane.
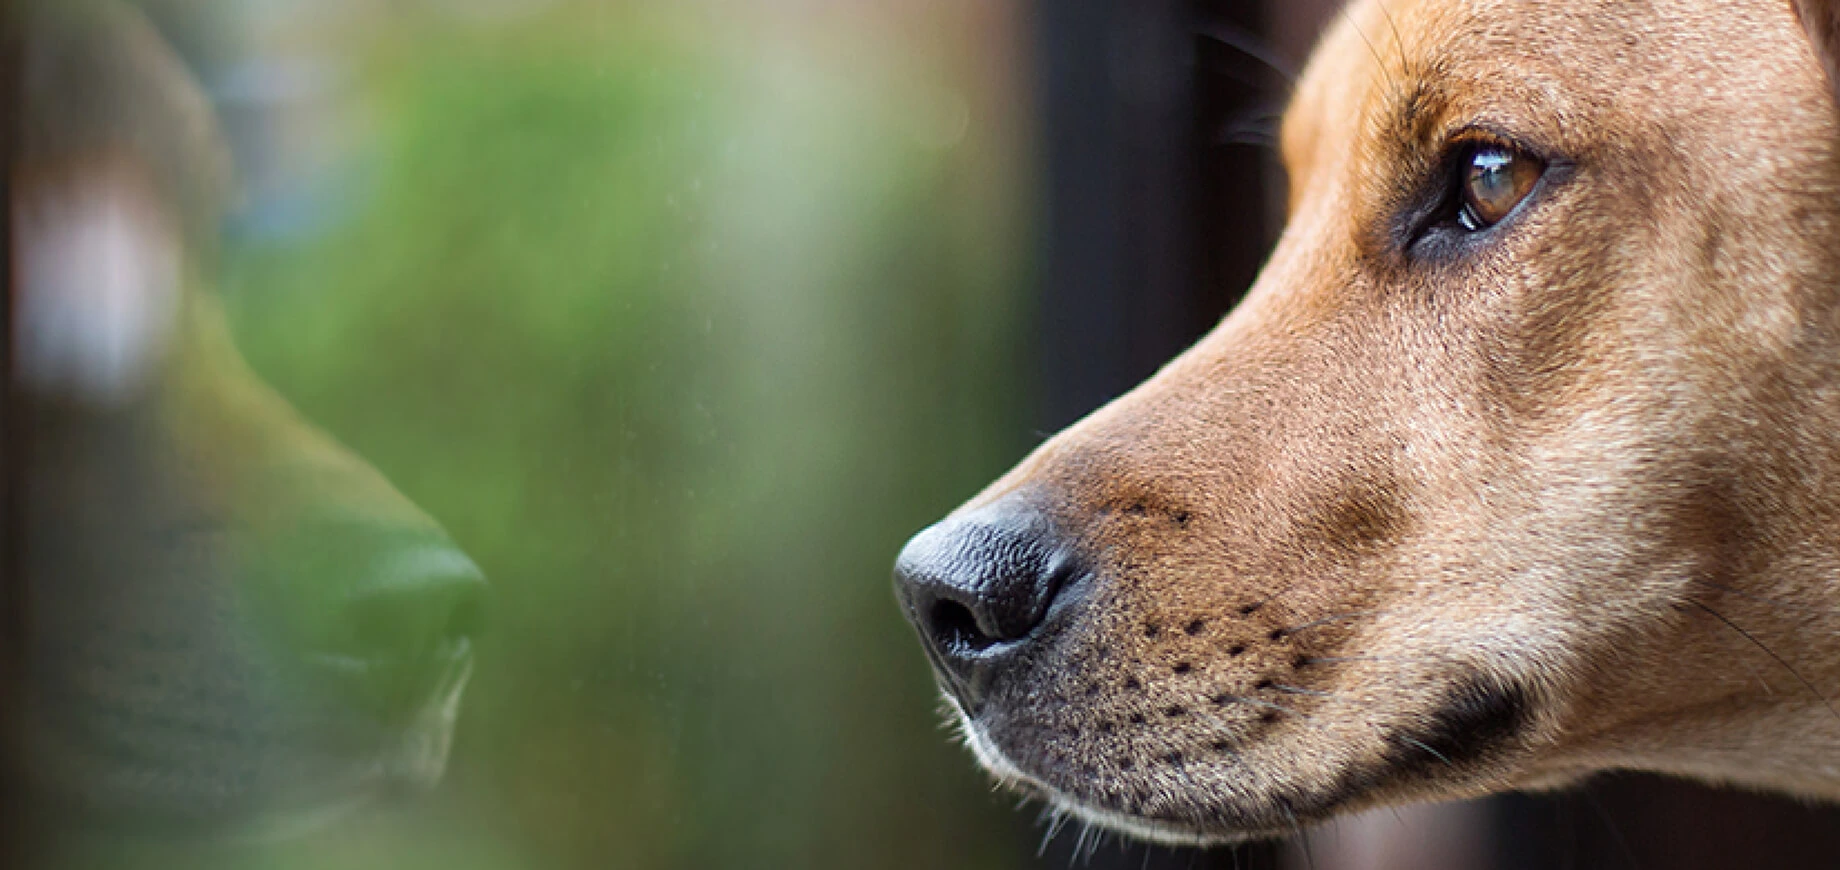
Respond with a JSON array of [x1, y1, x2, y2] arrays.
[[10, 1, 1036, 866]]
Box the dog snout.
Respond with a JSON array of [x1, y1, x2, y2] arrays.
[[893, 502, 1081, 708]]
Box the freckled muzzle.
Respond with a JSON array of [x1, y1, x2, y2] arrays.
[[890, 474, 1450, 839]]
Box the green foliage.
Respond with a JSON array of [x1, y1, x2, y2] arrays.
[[220, 5, 1037, 868]]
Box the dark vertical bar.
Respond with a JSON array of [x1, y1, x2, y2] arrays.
[[1034, 0, 1201, 434], [1195, 0, 1288, 330], [0, 0, 24, 864]]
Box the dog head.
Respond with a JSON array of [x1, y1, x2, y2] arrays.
[[897, 0, 1840, 845], [11, 1, 485, 838]]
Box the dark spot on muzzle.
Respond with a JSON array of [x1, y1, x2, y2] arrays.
[[1383, 676, 1529, 774], [1251, 677, 1532, 829]]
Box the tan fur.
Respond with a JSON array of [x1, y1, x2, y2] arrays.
[[921, 0, 1840, 845]]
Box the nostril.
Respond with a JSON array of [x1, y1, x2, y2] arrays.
[[930, 598, 997, 654], [893, 501, 1085, 710]]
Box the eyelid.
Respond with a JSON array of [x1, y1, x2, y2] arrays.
[[1398, 127, 1566, 259], [1442, 123, 1569, 169]]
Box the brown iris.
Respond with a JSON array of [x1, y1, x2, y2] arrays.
[[1458, 144, 1542, 231]]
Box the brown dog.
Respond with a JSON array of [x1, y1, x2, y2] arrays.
[[897, 0, 1840, 845], [11, 0, 484, 838]]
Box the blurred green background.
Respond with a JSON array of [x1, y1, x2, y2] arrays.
[[194, 1, 1039, 866]]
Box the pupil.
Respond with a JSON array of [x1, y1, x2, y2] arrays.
[[1472, 149, 1514, 199]]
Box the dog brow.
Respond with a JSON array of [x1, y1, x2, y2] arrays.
[[1398, 79, 1445, 143]]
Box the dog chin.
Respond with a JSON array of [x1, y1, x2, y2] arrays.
[[940, 694, 1263, 848]]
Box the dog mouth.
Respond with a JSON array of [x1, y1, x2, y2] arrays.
[[898, 494, 1539, 844], [941, 655, 1537, 847], [943, 694, 1298, 847]]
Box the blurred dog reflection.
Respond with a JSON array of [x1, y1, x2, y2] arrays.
[[10, 0, 485, 837]]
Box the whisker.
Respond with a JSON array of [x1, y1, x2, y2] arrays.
[[1216, 120, 1281, 150], [1038, 805, 1070, 857], [1687, 576, 1803, 610], [1580, 787, 1644, 870], [1341, 6, 1399, 98], [1214, 692, 1313, 720], [1280, 798, 1316, 870], [1375, 0, 1411, 79], [1196, 18, 1298, 84], [1296, 649, 1464, 671], [1396, 734, 1452, 766], [1283, 609, 1389, 636], [1297, 654, 1414, 665], [1682, 585, 1801, 693], [1085, 823, 1110, 864], [1270, 683, 1332, 697], [1687, 598, 1840, 723]]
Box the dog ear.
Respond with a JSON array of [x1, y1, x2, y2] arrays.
[[1796, 0, 1840, 103]]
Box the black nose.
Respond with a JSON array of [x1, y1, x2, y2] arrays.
[[892, 502, 1081, 709]]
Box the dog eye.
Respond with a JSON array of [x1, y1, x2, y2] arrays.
[[1457, 144, 1542, 231]]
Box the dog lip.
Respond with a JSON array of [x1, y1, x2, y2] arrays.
[[951, 700, 1283, 847]]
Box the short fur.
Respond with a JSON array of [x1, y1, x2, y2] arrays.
[[914, 0, 1840, 845]]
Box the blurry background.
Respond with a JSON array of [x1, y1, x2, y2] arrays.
[[178, 0, 1040, 867], [13, 0, 1840, 868]]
